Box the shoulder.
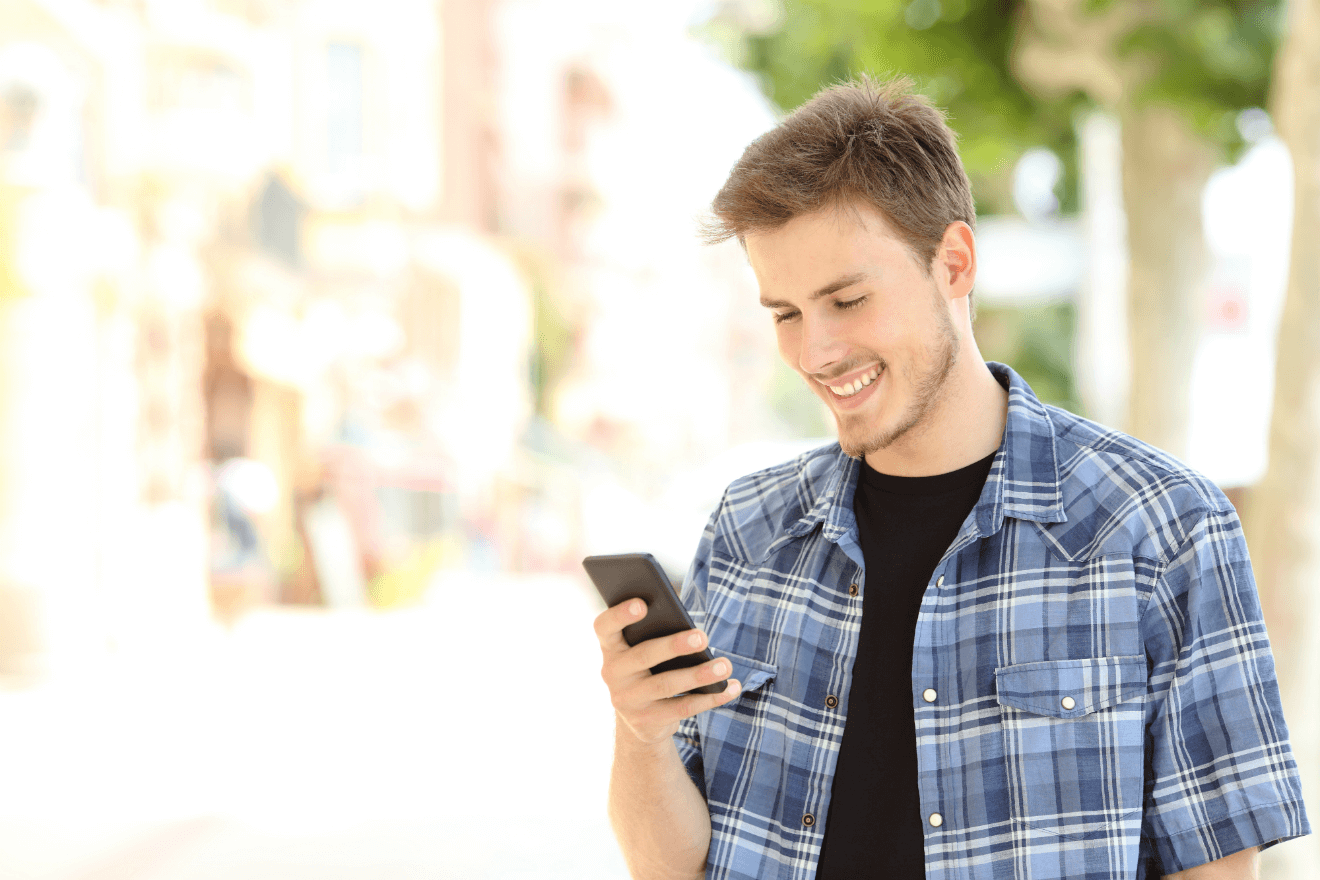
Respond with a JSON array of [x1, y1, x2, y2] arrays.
[[1039, 405, 1237, 565], [706, 442, 847, 564]]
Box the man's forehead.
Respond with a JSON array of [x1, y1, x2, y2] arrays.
[[746, 208, 900, 300]]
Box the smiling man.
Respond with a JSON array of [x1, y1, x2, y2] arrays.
[[593, 76, 1308, 880]]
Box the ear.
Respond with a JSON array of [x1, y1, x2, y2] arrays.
[[934, 221, 976, 299]]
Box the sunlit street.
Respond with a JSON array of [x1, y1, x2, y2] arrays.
[[0, 572, 626, 879]]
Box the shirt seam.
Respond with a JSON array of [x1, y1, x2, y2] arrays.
[[1051, 420, 1234, 517]]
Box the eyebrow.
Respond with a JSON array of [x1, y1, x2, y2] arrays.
[[759, 271, 871, 309]]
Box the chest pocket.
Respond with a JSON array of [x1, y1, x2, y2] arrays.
[[995, 656, 1147, 841], [723, 652, 777, 695]]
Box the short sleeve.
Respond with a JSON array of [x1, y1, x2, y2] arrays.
[[1141, 504, 1310, 872], [672, 507, 720, 800]]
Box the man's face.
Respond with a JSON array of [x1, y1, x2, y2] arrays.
[[746, 205, 960, 462]]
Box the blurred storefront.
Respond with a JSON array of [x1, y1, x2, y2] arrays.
[[0, 0, 536, 673], [0, 0, 806, 680]]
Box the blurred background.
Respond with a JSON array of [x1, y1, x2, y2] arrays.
[[0, 0, 1316, 877]]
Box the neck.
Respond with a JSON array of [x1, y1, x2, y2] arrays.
[[862, 355, 1009, 478]]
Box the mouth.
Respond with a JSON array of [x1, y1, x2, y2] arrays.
[[825, 366, 881, 398]]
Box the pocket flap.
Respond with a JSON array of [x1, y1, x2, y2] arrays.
[[719, 652, 777, 694], [995, 655, 1146, 719]]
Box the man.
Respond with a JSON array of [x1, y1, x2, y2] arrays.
[[593, 76, 1308, 880]]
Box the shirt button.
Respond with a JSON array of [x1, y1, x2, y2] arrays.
[[935, 575, 945, 588], [1061, 696, 1076, 711], [928, 812, 944, 827], [848, 583, 859, 597], [922, 688, 937, 703], [803, 813, 816, 827], [825, 694, 838, 709]]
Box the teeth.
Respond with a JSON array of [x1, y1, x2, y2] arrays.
[[828, 367, 880, 397]]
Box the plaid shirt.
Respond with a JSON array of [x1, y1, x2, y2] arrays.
[[676, 363, 1308, 880]]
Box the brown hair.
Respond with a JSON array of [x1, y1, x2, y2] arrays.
[[703, 75, 975, 273]]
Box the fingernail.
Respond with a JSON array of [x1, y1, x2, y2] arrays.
[[630, 600, 642, 616], [688, 632, 703, 648], [714, 660, 729, 676], [726, 679, 741, 697]]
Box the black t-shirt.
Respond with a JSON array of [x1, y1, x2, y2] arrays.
[[814, 450, 995, 879]]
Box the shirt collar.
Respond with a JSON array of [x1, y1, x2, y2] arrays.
[[978, 361, 1066, 534], [782, 361, 1066, 543]]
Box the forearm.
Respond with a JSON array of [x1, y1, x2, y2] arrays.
[[608, 716, 711, 880], [1165, 846, 1258, 879]]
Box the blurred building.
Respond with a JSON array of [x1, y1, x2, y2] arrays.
[[0, 0, 809, 676], [0, 0, 535, 672]]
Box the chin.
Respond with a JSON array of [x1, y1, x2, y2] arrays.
[[834, 409, 921, 459]]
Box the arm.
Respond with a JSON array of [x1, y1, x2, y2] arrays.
[[1165, 846, 1258, 880], [594, 598, 743, 880]]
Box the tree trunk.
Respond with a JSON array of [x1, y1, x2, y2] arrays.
[[1013, 0, 1216, 458], [1247, 0, 1320, 876], [1119, 104, 1216, 458]]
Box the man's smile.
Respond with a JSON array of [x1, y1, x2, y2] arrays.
[[825, 365, 881, 398]]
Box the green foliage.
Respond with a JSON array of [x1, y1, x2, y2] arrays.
[[702, 0, 1283, 206], [1120, 0, 1280, 158], [974, 302, 1083, 414], [723, 0, 1086, 216]]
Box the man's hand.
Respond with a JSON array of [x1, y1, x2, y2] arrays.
[[595, 598, 743, 745]]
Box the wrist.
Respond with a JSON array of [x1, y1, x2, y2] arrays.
[[614, 714, 679, 756]]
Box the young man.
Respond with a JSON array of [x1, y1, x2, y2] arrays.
[[593, 76, 1308, 880]]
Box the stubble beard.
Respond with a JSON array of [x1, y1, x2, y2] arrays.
[[833, 306, 960, 460]]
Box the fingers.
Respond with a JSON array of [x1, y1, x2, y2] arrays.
[[613, 674, 744, 745], [637, 653, 731, 701], [593, 597, 646, 653], [611, 654, 736, 716], [594, 598, 746, 743], [593, 601, 711, 673]]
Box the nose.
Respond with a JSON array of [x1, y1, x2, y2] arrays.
[[798, 315, 846, 376]]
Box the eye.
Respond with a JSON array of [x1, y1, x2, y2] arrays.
[[772, 310, 800, 325], [836, 296, 867, 311]]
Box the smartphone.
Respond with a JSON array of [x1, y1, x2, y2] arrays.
[[582, 552, 726, 695]]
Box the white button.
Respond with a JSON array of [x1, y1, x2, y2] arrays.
[[928, 812, 944, 827], [922, 688, 937, 703], [1061, 696, 1076, 711], [936, 575, 945, 587]]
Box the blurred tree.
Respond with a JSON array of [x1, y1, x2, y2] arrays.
[[704, 0, 1279, 457], [1243, 0, 1320, 876], [715, 0, 1084, 215], [1014, 0, 1277, 457]]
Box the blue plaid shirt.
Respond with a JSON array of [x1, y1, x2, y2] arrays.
[[676, 363, 1308, 880]]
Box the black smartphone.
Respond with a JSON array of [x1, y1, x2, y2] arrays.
[[582, 552, 726, 695]]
